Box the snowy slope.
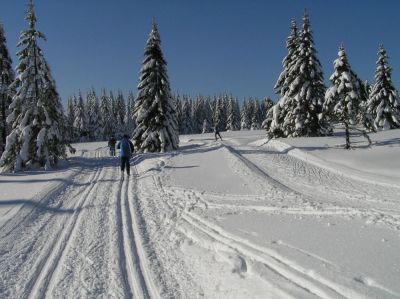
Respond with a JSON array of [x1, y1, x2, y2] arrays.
[[0, 130, 399, 298]]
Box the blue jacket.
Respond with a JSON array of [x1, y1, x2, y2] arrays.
[[117, 138, 134, 157]]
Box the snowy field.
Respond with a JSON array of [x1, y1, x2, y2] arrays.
[[1, 129, 400, 298]]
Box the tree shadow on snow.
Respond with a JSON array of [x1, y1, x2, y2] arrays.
[[0, 199, 82, 214]]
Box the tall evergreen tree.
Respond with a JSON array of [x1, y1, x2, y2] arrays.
[[324, 47, 365, 149], [266, 12, 330, 138], [366, 45, 400, 130], [132, 22, 179, 152], [0, 1, 66, 171], [286, 11, 329, 136], [0, 23, 15, 153]]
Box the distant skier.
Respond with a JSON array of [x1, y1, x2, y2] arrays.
[[108, 136, 117, 156], [214, 125, 222, 141], [116, 134, 134, 177]]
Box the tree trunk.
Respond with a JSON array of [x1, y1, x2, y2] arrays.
[[344, 121, 351, 149]]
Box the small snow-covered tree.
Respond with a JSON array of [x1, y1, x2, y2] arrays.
[[132, 22, 179, 152], [251, 100, 262, 130], [324, 46, 368, 149], [180, 98, 192, 134], [365, 45, 400, 131], [0, 23, 14, 153], [213, 95, 227, 130], [125, 91, 136, 134], [115, 91, 126, 136], [0, 1, 66, 171], [86, 90, 101, 141], [174, 93, 182, 130], [226, 97, 240, 131], [73, 92, 87, 141], [261, 98, 274, 130], [240, 99, 251, 130], [100, 89, 113, 140], [65, 97, 75, 142]]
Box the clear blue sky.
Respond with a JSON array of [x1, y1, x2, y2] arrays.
[[1, 0, 400, 105]]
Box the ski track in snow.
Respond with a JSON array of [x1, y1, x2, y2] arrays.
[[1, 134, 399, 298], [0, 148, 158, 298]]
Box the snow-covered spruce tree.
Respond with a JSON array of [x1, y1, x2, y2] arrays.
[[355, 80, 370, 128], [251, 100, 262, 130], [65, 97, 76, 142], [174, 93, 182, 131], [226, 97, 240, 131], [264, 20, 298, 137], [115, 91, 126, 136], [261, 97, 274, 130], [0, 1, 66, 171], [73, 92, 87, 141], [286, 11, 330, 137], [109, 91, 119, 137], [191, 96, 202, 134], [125, 91, 136, 134], [132, 22, 179, 152], [365, 45, 400, 130], [201, 97, 213, 133], [100, 89, 113, 140], [267, 12, 330, 138], [180, 97, 193, 134], [86, 90, 101, 141], [240, 99, 251, 130], [324, 46, 367, 149], [0, 23, 15, 154], [274, 19, 299, 97], [213, 95, 227, 130]]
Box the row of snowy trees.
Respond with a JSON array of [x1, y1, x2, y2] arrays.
[[175, 94, 273, 134], [66, 90, 274, 140], [265, 11, 400, 148], [0, 1, 67, 171], [65, 90, 136, 142]]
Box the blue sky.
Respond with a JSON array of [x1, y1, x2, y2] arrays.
[[1, 0, 400, 104]]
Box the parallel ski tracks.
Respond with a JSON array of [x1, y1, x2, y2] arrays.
[[118, 165, 159, 299], [21, 152, 104, 299]]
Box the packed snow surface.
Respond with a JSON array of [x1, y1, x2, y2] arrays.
[[1, 130, 400, 298]]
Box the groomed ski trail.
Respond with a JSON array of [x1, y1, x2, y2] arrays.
[[0, 147, 160, 298]]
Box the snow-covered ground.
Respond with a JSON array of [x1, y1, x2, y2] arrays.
[[1, 129, 399, 298]]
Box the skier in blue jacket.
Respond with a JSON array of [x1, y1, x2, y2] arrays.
[[116, 134, 135, 176]]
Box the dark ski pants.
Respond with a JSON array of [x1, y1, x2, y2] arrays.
[[215, 133, 222, 141], [120, 156, 130, 175], [110, 147, 115, 156]]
